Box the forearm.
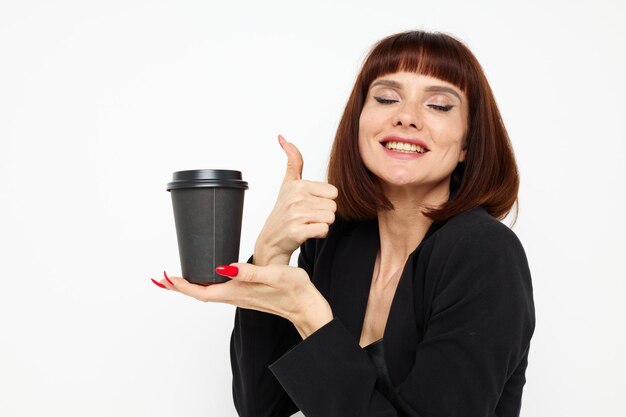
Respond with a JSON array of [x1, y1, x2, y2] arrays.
[[231, 307, 300, 417], [231, 256, 301, 416], [268, 318, 390, 417]]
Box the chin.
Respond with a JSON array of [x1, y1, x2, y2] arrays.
[[380, 169, 423, 185], [381, 176, 423, 188]]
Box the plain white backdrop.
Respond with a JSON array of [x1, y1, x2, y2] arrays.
[[1, 0, 625, 416]]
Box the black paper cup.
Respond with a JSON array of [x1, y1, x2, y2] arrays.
[[167, 169, 249, 285]]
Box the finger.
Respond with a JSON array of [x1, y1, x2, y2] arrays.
[[278, 135, 304, 182], [302, 222, 330, 239], [302, 195, 338, 213], [161, 272, 229, 302], [151, 278, 168, 289], [298, 208, 335, 226], [163, 271, 173, 283], [301, 180, 339, 200], [219, 263, 279, 287], [157, 271, 181, 292], [287, 222, 331, 241]]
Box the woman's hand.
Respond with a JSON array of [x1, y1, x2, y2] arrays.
[[152, 264, 334, 339], [253, 135, 339, 266]]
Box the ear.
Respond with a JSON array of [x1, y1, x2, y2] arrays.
[[459, 146, 467, 163], [458, 134, 468, 163]]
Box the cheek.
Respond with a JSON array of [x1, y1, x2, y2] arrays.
[[358, 108, 372, 133], [358, 109, 375, 145], [434, 117, 466, 147]]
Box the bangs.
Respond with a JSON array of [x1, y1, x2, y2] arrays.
[[359, 31, 475, 100]]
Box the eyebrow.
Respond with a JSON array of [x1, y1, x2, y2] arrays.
[[424, 86, 463, 102], [370, 79, 463, 102]]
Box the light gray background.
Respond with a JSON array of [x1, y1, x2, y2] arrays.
[[1, 0, 624, 416]]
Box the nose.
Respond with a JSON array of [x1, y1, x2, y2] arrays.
[[393, 102, 423, 130]]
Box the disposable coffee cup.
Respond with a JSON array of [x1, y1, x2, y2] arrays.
[[167, 169, 249, 285]]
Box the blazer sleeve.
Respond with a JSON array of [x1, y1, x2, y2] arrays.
[[230, 240, 319, 417], [267, 221, 535, 417], [230, 256, 300, 417]]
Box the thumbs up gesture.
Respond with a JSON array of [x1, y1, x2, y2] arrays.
[[253, 135, 339, 266]]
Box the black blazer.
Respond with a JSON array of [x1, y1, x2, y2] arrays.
[[230, 206, 535, 417]]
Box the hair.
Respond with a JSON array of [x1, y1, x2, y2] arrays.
[[327, 30, 519, 224]]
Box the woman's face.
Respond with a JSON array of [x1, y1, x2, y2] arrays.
[[358, 71, 468, 197]]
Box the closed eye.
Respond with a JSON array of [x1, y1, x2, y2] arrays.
[[428, 104, 454, 112], [374, 97, 398, 104]]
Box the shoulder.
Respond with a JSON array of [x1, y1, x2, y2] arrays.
[[428, 206, 526, 259], [421, 206, 532, 298]]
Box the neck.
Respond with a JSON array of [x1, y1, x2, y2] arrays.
[[374, 182, 450, 287]]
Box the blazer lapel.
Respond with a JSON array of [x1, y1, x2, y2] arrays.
[[328, 218, 379, 343]]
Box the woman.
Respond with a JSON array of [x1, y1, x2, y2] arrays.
[[152, 30, 535, 417]]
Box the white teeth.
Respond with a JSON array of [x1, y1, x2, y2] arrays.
[[384, 141, 426, 153]]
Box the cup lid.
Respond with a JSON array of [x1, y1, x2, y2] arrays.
[[167, 169, 249, 191]]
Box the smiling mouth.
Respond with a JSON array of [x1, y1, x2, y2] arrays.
[[381, 140, 429, 154]]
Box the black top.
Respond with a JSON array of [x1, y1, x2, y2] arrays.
[[230, 206, 535, 417]]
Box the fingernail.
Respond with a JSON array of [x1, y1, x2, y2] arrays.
[[216, 265, 239, 277], [151, 278, 167, 289], [163, 271, 175, 287]]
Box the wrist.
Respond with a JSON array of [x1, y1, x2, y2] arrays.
[[253, 242, 291, 266], [291, 291, 333, 339]]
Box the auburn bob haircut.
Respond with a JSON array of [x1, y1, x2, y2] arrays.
[[327, 30, 519, 223]]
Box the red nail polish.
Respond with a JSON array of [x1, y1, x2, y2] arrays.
[[163, 271, 175, 287], [151, 278, 167, 289], [216, 265, 239, 277]]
